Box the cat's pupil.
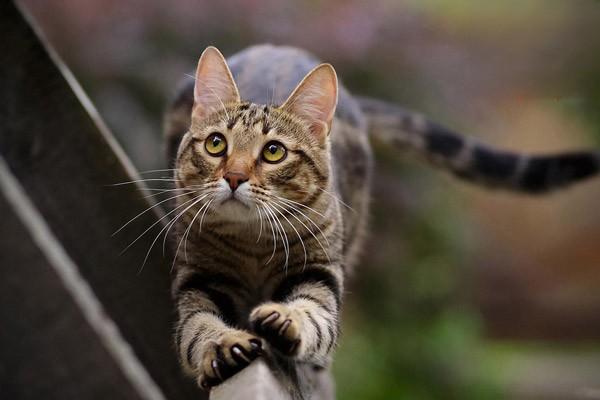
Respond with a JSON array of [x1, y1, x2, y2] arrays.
[[212, 137, 221, 146], [268, 145, 277, 154]]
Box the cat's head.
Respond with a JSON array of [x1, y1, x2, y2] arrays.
[[175, 46, 338, 222]]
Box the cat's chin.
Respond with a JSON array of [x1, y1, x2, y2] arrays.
[[213, 198, 256, 222]]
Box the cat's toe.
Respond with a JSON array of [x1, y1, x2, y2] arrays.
[[250, 303, 302, 356], [197, 331, 263, 390]]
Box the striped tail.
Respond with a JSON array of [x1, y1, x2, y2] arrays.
[[358, 96, 600, 193]]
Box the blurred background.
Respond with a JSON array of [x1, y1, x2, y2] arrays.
[[18, 0, 600, 398]]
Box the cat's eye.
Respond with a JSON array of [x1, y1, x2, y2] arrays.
[[262, 141, 287, 163], [204, 132, 227, 156]]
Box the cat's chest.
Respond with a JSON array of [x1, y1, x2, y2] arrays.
[[195, 232, 286, 294]]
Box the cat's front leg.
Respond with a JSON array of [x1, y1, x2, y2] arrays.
[[250, 266, 342, 365], [175, 269, 264, 389]]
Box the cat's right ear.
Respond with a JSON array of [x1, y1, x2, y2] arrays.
[[193, 46, 240, 120]]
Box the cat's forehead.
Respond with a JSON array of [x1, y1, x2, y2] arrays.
[[226, 102, 271, 148], [228, 102, 307, 144], [228, 102, 270, 131]]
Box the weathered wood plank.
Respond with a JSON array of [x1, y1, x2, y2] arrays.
[[0, 2, 201, 399], [210, 360, 292, 400], [0, 159, 152, 400], [209, 359, 335, 400]]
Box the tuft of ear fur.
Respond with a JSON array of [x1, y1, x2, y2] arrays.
[[193, 46, 240, 119], [281, 63, 338, 142]]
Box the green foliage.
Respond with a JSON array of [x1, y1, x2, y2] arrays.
[[333, 155, 503, 399]]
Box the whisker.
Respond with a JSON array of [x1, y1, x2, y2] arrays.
[[265, 203, 289, 270], [108, 178, 181, 187], [120, 192, 203, 256], [141, 184, 214, 199], [142, 188, 191, 199], [138, 168, 178, 175], [137, 193, 209, 273], [269, 201, 307, 269], [113, 191, 194, 236], [180, 196, 214, 266], [262, 202, 289, 270], [273, 196, 330, 247], [274, 195, 326, 218], [161, 193, 211, 256], [272, 199, 331, 264], [261, 204, 278, 265], [142, 188, 188, 192], [317, 188, 355, 212], [255, 204, 264, 243], [177, 196, 215, 267], [198, 198, 215, 233]]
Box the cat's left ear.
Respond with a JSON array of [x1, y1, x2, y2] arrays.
[[281, 63, 338, 142], [193, 46, 240, 120]]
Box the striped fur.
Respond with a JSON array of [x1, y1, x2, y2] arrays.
[[358, 96, 600, 193], [164, 45, 599, 392]]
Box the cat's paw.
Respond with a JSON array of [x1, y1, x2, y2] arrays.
[[250, 303, 302, 357], [198, 330, 263, 390]]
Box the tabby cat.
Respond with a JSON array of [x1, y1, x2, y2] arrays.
[[165, 45, 599, 392]]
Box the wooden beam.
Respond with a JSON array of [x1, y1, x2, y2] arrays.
[[0, 2, 200, 398], [209, 359, 335, 400], [210, 360, 292, 400]]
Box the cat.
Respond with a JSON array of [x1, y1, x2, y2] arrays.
[[164, 44, 599, 392]]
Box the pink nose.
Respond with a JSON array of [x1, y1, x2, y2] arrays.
[[223, 172, 249, 191]]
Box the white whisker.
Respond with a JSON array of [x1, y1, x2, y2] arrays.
[[142, 188, 191, 199], [161, 193, 210, 256], [273, 199, 331, 264], [317, 188, 354, 212], [109, 178, 181, 186], [180, 196, 214, 266], [274, 195, 330, 247], [137, 193, 210, 273], [138, 168, 178, 175], [120, 192, 203, 257], [113, 191, 194, 236], [255, 204, 264, 243], [262, 202, 289, 270], [269, 201, 307, 269], [275, 195, 326, 218], [198, 198, 214, 233], [261, 204, 278, 265]]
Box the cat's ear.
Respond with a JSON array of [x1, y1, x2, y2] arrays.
[[193, 46, 240, 119], [281, 63, 338, 142]]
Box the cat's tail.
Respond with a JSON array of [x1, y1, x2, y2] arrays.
[[358, 96, 600, 193]]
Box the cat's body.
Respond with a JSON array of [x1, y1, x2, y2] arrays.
[[169, 45, 370, 393], [165, 44, 600, 395]]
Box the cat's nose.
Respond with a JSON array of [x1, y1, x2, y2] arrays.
[[223, 171, 249, 191]]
